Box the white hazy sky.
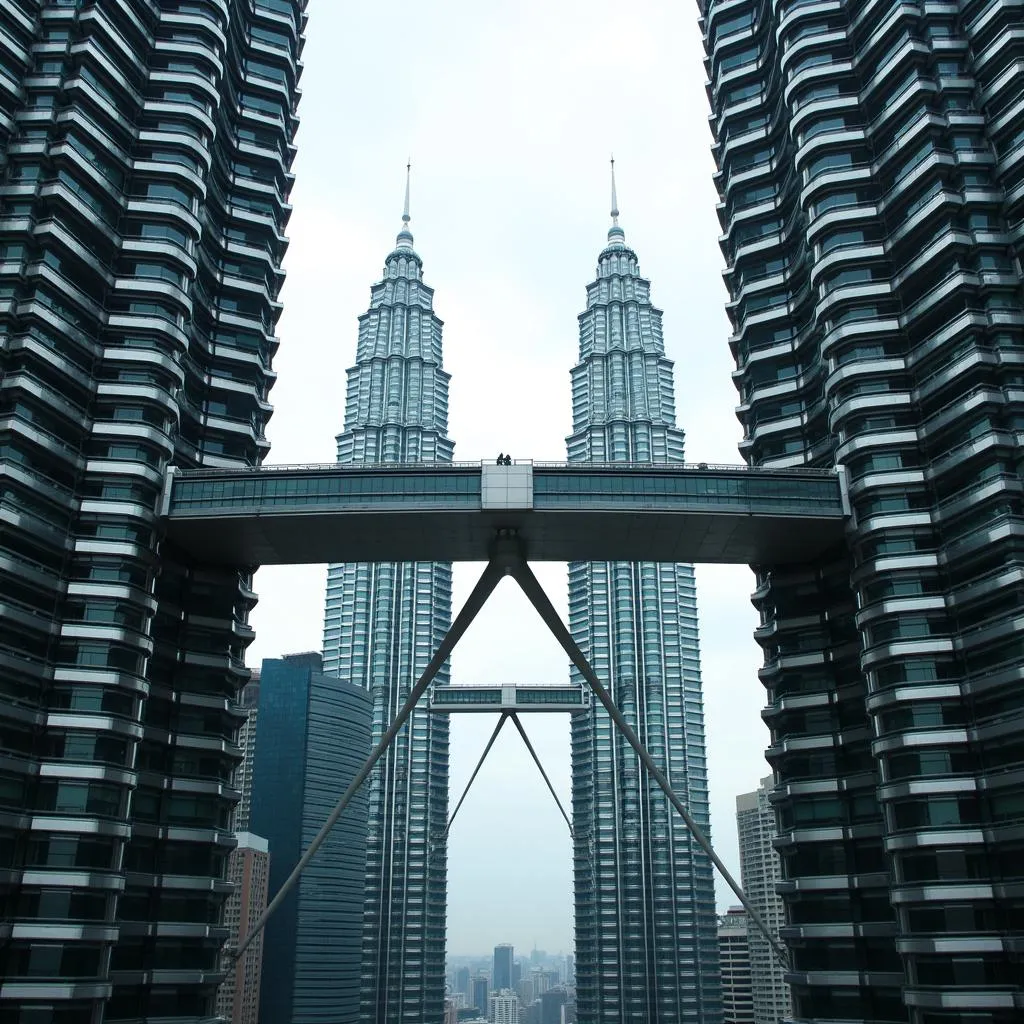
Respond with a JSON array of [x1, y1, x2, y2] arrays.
[[247, 0, 770, 956]]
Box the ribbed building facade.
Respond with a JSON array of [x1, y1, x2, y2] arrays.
[[0, 0, 301, 1019], [321, 206, 454, 1022], [736, 777, 790, 1024], [567, 199, 721, 1023], [701, 0, 1024, 1020]]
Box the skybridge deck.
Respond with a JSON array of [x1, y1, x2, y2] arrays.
[[429, 684, 591, 714], [161, 460, 848, 565]]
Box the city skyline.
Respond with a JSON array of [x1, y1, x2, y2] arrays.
[[246, 0, 761, 956], [3, 0, 1022, 1017]]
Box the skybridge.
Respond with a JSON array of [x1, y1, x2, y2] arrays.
[[161, 460, 848, 565], [215, 463, 825, 972], [429, 683, 591, 714]]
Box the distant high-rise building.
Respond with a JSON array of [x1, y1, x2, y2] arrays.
[[321, 186, 454, 1023], [250, 653, 372, 1024], [540, 989, 568, 1024], [736, 777, 791, 1024], [568, 178, 721, 1022], [216, 833, 270, 1024], [217, 675, 269, 1024], [231, 674, 261, 831], [472, 976, 490, 1018], [456, 965, 472, 999], [493, 943, 514, 991], [701, 0, 1024, 1019], [490, 989, 522, 1024], [0, 1, 303, 1019], [718, 908, 754, 1024]]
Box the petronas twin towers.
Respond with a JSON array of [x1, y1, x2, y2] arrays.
[[322, 170, 720, 1024]]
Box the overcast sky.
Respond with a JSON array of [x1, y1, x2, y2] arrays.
[[246, 0, 770, 957]]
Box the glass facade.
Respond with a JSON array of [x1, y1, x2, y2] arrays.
[[0, 1, 302, 1020], [701, 0, 1024, 1019], [250, 653, 372, 1024], [567, 214, 722, 1022], [321, 217, 454, 1022], [167, 463, 845, 516]]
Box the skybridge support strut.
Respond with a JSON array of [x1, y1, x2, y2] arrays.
[[509, 712, 573, 837], [445, 712, 510, 837], [231, 532, 787, 971], [233, 552, 508, 960], [445, 711, 573, 839], [506, 550, 792, 971]]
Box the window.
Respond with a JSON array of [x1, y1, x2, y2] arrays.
[[821, 228, 866, 254], [801, 116, 850, 143], [814, 191, 861, 215], [807, 151, 854, 179], [142, 181, 190, 206], [720, 46, 760, 74]]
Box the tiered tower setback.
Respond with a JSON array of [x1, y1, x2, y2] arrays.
[[321, 175, 454, 1023], [567, 166, 722, 1023]]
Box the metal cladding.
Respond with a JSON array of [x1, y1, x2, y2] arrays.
[[320, 208, 454, 1022], [0, 0, 302, 1018], [566, 211, 722, 1020], [702, 0, 1024, 1020]]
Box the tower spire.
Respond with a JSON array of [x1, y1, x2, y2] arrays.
[[608, 155, 625, 245], [610, 155, 619, 227], [397, 159, 414, 249]]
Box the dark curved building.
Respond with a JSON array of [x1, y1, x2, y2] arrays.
[[250, 653, 372, 1024], [700, 0, 1024, 1021], [0, 0, 302, 1020]]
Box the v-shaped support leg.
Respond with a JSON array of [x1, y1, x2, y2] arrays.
[[507, 549, 791, 971], [444, 711, 572, 841], [509, 712, 573, 837], [445, 712, 510, 838], [234, 553, 508, 960]]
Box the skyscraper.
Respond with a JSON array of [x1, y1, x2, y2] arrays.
[[216, 832, 271, 1024], [567, 175, 721, 1022], [218, 674, 269, 1024], [718, 908, 754, 1024], [472, 975, 491, 1018], [232, 673, 261, 831], [321, 183, 454, 1022], [494, 943, 514, 991], [702, 0, 1024, 1019], [490, 989, 522, 1024], [0, 1, 302, 1019], [250, 652, 372, 1024], [735, 778, 790, 1024]]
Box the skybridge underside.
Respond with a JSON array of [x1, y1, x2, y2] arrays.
[[162, 462, 847, 566]]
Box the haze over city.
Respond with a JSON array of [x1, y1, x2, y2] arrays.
[[245, 0, 767, 955]]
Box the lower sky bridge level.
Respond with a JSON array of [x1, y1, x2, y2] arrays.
[[161, 460, 849, 565], [429, 684, 591, 713]]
